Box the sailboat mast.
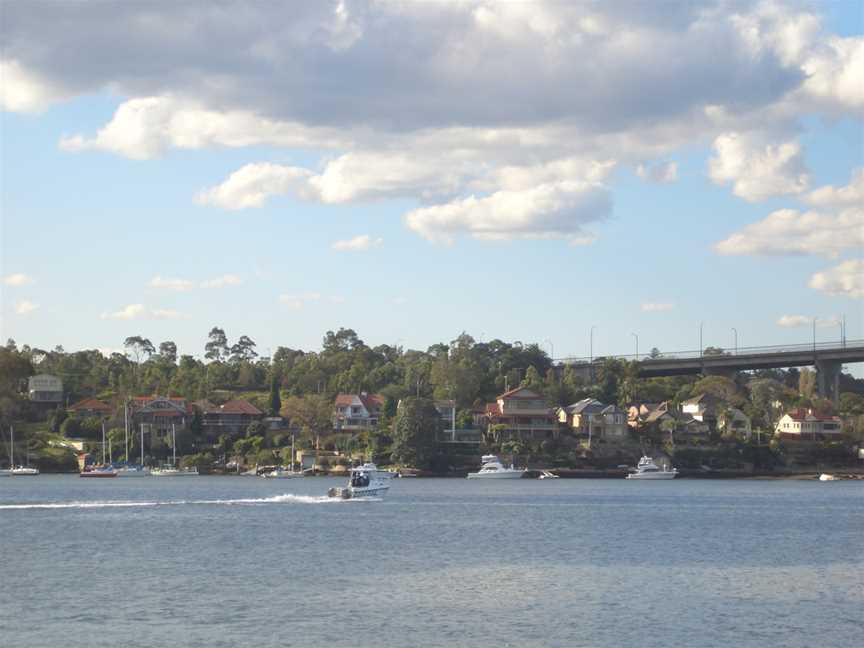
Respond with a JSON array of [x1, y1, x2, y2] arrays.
[[291, 433, 295, 472], [140, 423, 144, 466], [172, 423, 176, 467], [10, 425, 13, 468], [124, 400, 129, 462], [101, 420, 106, 464]]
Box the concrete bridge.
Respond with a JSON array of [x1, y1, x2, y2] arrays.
[[559, 340, 864, 404]]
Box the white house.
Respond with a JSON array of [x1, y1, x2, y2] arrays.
[[333, 392, 385, 431], [775, 409, 843, 441]]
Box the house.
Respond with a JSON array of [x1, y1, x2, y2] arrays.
[[130, 395, 193, 439], [28, 374, 63, 403], [775, 409, 844, 441], [197, 399, 264, 441], [718, 407, 752, 439], [483, 387, 556, 442], [435, 399, 481, 444], [333, 393, 384, 431], [68, 397, 112, 419], [681, 393, 720, 428], [558, 398, 628, 443], [628, 403, 661, 429]]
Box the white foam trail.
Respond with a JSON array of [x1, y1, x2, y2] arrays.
[[0, 493, 377, 511]]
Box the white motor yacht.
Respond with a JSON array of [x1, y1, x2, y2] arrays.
[[11, 466, 40, 476], [466, 455, 526, 479], [151, 466, 199, 477], [115, 465, 150, 477], [262, 467, 303, 478], [538, 470, 560, 479], [357, 462, 399, 479], [328, 466, 390, 499], [626, 456, 678, 480]]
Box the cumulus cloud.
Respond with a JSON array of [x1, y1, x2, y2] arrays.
[[776, 314, 842, 328], [15, 300, 39, 315], [195, 163, 313, 210], [148, 275, 194, 292], [404, 181, 611, 244], [636, 161, 678, 184], [200, 274, 242, 289], [100, 304, 187, 320], [805, 168, 864, 208], [2, 273, 35, 286], [714, 207, 864, 257], [641, 302, 675, 312], [708, 132, 810, 201], [332, 235, 382, 252], [808, 260, 864, 298], [0, 59, 68, 113]]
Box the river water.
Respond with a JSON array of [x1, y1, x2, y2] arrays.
[[1, 476, 862, 647]]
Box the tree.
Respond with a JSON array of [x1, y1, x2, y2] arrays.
[[204, 327, 229, 362], [281, 394, 332, 441], [230, 335, 258, 363], [159, 341, 178, 364], [391, 397, 440, 469], [124, 336, 155, 364], [268, 375, 282, 416], [798, 368, 816, 399]]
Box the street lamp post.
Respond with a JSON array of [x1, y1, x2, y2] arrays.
[[631, 333, 639, 360], [544, 338, 554, 362], [589, 326, 596, 363], [699, 322, 704, 358], [731, 328, 738, 355]]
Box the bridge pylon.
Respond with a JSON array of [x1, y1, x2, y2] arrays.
[[815, 359, 842, 406]]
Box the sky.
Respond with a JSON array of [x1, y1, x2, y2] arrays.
[[1, 0, 862, 368]]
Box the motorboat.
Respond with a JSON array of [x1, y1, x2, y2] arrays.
[[466, 455, 526, 479], [538, 470, 559, 479], [356, 462, 399, 479], [626, 456, 678, 480], [151, 466, 199, 477], [328, 466, 390, 499], [11, 466, 40, 476], [819, 473, 837, 481], [80, 465, 118, 478], [114, 464, 150, 477], [262, 467, 303, 478]]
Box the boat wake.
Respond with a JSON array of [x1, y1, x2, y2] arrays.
[[0, 493, 377, 511]]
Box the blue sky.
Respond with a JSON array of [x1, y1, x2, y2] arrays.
[[1, 1, 862, 369]]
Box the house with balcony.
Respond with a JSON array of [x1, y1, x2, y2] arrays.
[[558, 398, 628, 445], [130, 395, 192, 439], [435, 399, 482, 445], [775, 409, 844, 441], [483, 387, 556, 442], [28, 374, 63, 404], [68, 397, 112, 419], [333, 393, 385, 432], [681, 393, 721, 429], [718, 407, 752, 439], [197, 399, 264, 441]]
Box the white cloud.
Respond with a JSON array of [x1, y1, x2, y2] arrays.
[[708, 132, 810, 202], [714, 207, 864, 257], [332, 235, 382, 252], [100, 304, 187, 320], [805, 168, 864, 208], [404, 181, 611, 244], [2, 273, 35, 286], [641, 302, 674, 312], [278, 293, 322, 310], [808, 260, 864, 298], [636, 161, 678, 184], [776, 314, 811, 328], [777, 314, 844, 328], [200, 274, 242, 289], [148, 275, 194, 292], [0, 59, 68, 113], [59, 96, 348, 160], [14, 300, 39, 315], [195, 163, 313, 210]]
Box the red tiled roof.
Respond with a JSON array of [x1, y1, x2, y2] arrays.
[[68, 397, 111, 412], [219, 399, 263, 415], [497, 387, 542, 400], [786, 408, 841, 422], [334, 394, 355, 407]]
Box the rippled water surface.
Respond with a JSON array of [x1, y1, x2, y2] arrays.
[[1, 476, 862, 647]]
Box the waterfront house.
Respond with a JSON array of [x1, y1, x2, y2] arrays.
[[558, 398, 628, 444], [681, 393, 720, 429], [197, 399, 265, 441], [28, 374, 63, 404], [333, 392, 384, 431], [627, 403, 661, 429], [775, 409, 844, 441], [718, 407, 752, 439], [483, 387, 556, 442], [130, 395, 192, 439], [68, 397, 112, 419]]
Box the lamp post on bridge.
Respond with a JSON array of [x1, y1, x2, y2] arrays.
[[589, 326, 596, 364], [731, 328, 737, 355], [699, 322, 704, 358], [631, 333, 638, 361]]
